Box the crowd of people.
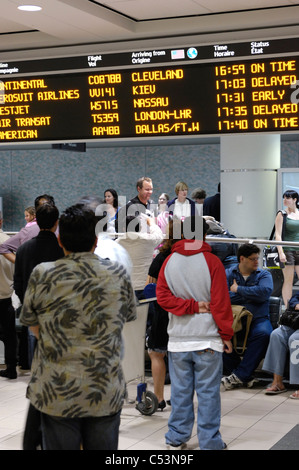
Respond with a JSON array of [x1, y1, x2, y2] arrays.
[[0, 177, 298, 450]]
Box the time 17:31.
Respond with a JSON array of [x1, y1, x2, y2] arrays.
[[216, 92, 245, 103]]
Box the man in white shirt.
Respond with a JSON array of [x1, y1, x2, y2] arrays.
[[117, 214, 163, 296], [94, 215, 133, 276]]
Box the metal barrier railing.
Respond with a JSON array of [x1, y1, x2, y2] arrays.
[[5, 232, 299, 249], [205, 236, 299, 249]]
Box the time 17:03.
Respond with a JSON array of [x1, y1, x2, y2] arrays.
[[216, 78, 246, 89]]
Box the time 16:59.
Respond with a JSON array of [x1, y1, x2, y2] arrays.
[[215, 64, 246, 75]]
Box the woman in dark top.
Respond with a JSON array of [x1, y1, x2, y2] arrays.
[[275, 190, 299, 307]]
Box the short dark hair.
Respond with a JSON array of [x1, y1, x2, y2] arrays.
[[59, 205, 97, 253], [136, 177, 152, 190], [34, 194, 55, 210], [36, 204, 59, 230], [191, 188, 206, 200], [237, 243, 260, 262]]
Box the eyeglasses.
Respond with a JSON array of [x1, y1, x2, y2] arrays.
[[247, 256, 259, 261]]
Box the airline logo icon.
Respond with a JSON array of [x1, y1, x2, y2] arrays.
[[171, 49, 185, 60]]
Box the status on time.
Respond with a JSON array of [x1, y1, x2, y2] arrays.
[[0, 56, 298, 142], [215, 58, 298, 133]]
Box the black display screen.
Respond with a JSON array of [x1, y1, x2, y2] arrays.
[[0, 41, 298, 142]]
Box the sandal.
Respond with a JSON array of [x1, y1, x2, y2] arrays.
[[265, 384, 286, 395], [290, 390, 299, 399]]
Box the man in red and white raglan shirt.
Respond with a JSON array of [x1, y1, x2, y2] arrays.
[[156, 215, 233, 451]]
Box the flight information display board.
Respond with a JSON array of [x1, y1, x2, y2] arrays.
[[0, 40, 298, 142]]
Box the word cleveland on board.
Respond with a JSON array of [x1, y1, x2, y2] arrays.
[[0, 57, 298, 142]]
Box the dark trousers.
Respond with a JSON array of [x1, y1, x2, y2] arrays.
[[223, 317, 272, 382], [40, 409, 121, 450], [23, 404, 43, 450], [18, 326, 30, 369], [0, 298, 17, 367]]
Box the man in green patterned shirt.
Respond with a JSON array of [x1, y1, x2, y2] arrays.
[[20, 204, 136, 450]]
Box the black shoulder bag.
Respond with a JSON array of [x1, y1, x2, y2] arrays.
[[280, 308, 299, 330]]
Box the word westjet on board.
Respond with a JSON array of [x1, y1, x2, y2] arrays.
[[0, 47, 298, 142]]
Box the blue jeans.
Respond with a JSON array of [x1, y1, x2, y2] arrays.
[[28, 329, 37, 368], [166, 349, 225, 450], [223, 317, 272, 382], [263, 326, 299, 384], [40, 409, 121, 450]]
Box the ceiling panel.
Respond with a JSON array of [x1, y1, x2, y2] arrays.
[[0, 0, 298, 58], [193, 0, 297, 14], [0, 17, 35, 34], [98, 0, 211, 20], [99, 0, 299, 20]]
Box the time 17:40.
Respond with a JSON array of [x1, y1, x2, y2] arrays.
[[218, 119, 249, 130]]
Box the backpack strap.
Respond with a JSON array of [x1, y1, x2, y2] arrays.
[[233, 314, 252, 354], [281, 210, 287, 240], [269, 210, 287, 240]]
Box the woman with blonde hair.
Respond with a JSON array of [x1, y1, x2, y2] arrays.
[[167, 181, 197, 221]]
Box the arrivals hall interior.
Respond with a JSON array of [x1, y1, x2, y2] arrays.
[[0, 0, 299, 451]]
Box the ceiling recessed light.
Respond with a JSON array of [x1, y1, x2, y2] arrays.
[[18, 5, 42, 11]]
